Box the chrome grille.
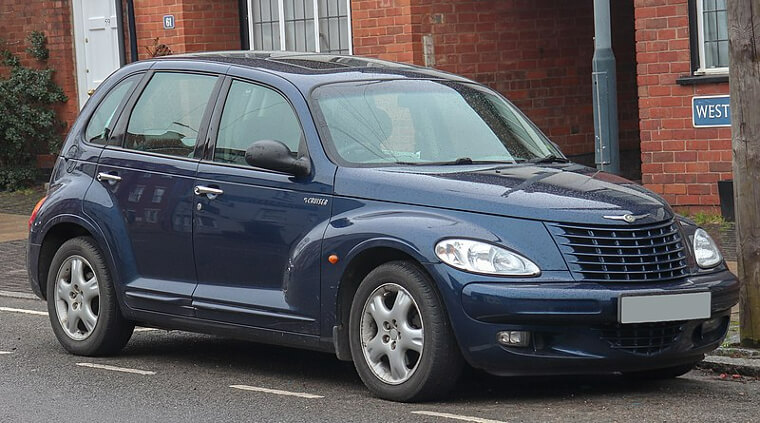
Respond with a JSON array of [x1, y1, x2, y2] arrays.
[[547, 219, 689, 283], [598, 321, 684, 356]]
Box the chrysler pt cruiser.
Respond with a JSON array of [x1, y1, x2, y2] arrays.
[[27, 52, 739, 402]]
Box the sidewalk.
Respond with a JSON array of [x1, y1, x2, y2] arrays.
[[0, 187, 41, 296]]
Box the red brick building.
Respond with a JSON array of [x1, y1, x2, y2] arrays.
[[0, 0, 731, 210]]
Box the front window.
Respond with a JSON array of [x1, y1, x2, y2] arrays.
[[248, 0, 352, 54], [214, 80, 304, 166], [695, 0, 729, 74], [311, 80, 562, 166]]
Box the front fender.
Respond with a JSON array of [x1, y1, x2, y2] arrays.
[[319, 196, 567, 336]]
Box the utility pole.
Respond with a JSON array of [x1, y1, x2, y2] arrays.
[[728, 0, 760, 346], [592, 0, 620, 175]]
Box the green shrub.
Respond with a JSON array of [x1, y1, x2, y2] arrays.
[[0, 167, 38, 191], [0, 31, 66, 190]]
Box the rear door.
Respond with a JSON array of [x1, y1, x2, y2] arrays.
[[191, 73, 333, 335], [92, 64, 225, 315]]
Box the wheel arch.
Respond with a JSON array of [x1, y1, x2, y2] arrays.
[[332, 241, 438, 361], [35, 216, 109, 300]]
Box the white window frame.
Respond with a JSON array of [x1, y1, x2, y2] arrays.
[[247, 0, 353, 54], [695, 0, 729, 75]]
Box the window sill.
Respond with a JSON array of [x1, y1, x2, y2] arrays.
[[676, 74, 729, 85]]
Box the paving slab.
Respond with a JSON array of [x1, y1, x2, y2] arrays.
[[0, 240, 30, 294], [0, 213, 28, 242]]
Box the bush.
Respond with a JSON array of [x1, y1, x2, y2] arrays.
[[0, 167, 38, 191], [0, 31, 67, 190]]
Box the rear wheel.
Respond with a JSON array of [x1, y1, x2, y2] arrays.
[[348, 261, 463, 402], [46, 237, 134, 356]]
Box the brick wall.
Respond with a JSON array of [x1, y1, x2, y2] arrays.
[[351, 0, 641, 179], [351, 0, 419, 63], [127, 0, 240, 60], [1, 0, 241, 153], [635, 0, 730, 209], [0, 0, 79, 146]]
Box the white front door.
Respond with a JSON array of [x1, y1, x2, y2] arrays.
[[72, 0, 122, 108]]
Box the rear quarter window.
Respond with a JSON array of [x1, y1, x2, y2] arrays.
[[85, 74, 141, 145]]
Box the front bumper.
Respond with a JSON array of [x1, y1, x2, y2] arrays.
[[435, 266, 739, 375]]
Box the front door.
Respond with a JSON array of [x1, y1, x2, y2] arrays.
[[72, 0, 122, 107], [191, 78, 331, 335], [95, 70, 221, 315]]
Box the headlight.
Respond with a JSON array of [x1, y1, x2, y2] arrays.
[[693, 228, 723, 268], [434, 239, 540, 276]]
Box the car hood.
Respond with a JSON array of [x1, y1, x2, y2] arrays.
[[333, 163, 673, 225]]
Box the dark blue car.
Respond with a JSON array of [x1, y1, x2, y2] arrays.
[[27, 52, 739, 402]]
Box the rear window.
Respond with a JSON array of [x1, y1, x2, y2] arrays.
[[124, 72, 218, 158]]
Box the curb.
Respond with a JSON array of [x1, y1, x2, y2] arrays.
[[697, 355, 760, 378], [0, 290, 39, 300]]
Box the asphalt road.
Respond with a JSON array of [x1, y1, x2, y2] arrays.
[[1, 295, 758, 423]]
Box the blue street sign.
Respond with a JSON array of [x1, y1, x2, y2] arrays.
[[163, 15, 175, 30], [692, 95, 731, 128]]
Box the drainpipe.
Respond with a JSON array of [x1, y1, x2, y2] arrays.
[[115, 0, 126, 66], [592, 0, 620, 174], [126, 0, 138, 62]]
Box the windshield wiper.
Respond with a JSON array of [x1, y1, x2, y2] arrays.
[[440, 158, 523, 165], [392, 158, 522, 166], [528, 154, 569, 164]]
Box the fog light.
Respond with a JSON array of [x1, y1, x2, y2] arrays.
[[497, 331, 530, 347], [701, 317, 724, 336]]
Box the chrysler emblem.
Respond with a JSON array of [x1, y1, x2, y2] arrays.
[[603, 213, 649, 223]]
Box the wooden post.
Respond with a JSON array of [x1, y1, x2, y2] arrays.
[[728, 0, 760, 346]]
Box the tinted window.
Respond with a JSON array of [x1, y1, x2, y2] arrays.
[[85, 74, 140, 144], [214, 80, 303, 166], [125, 72, 218, 157]]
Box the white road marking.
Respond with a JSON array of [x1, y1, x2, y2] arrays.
[[8, 269, 26, 275], [411, 411, 508, 423], [0, 307, 155, 332], [0, 290, 39, 300], [0, 306, 47, 316], [229, 384, 323, 399], [0, 351, 14, 355], [76, 362, 155, 375]]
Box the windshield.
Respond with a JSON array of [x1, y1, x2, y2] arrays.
[[311, 79, 563, 166]]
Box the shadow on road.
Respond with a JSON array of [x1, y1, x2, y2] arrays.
[[118, 331, 708, 402]]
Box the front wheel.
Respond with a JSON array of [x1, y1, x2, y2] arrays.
[[348, 261, 463, 402], [46, 236, 134, 356]]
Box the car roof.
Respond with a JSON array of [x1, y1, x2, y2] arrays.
[[150, 51, 473, 92]]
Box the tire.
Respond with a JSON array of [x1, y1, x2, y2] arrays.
[[46, 236, 134, 356], [348, 261, 463, 402], [623, 362, 698, 381]]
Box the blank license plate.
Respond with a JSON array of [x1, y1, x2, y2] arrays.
[[619, 292, 711, 324]]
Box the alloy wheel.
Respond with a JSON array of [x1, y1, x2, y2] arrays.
[[359, 283, 424, 385], [54, 255, 100, 340]]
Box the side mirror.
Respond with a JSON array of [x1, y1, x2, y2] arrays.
[[245, 140, 311, 177]]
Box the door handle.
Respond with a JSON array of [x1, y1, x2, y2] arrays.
[[96, 172, 122, 183], [194, 185, 224, 198]]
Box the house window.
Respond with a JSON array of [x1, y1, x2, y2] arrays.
[[248, 0, 352, 54], [693, 0, 729, 74]]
